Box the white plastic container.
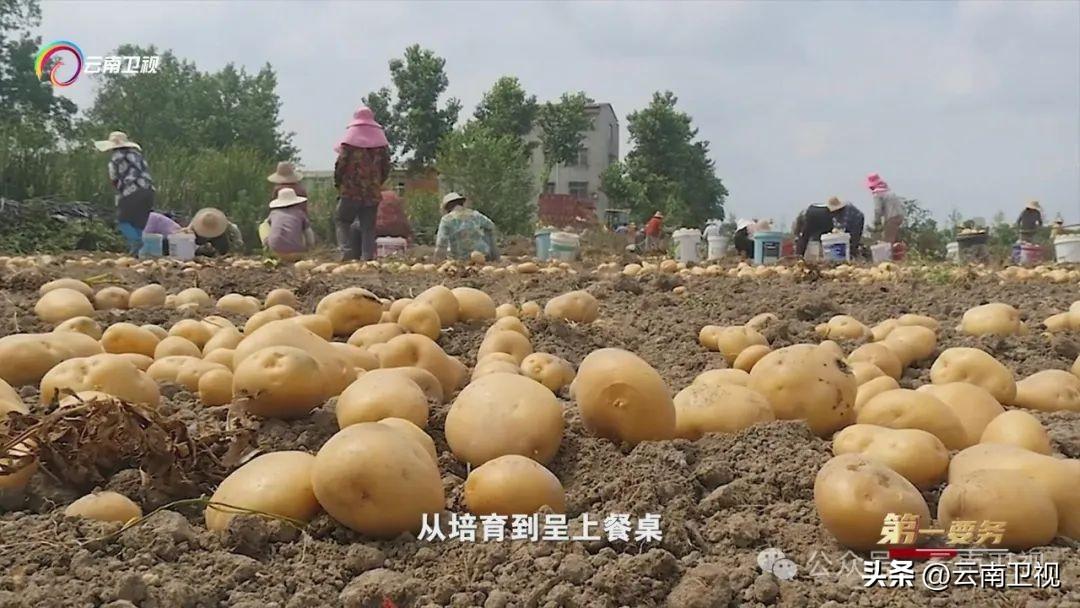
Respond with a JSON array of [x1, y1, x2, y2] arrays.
[[673, 228, 701, 263], [1054, 235, 1080, 263], [706, 235, 727, 260], [820, 232, 851, 262], [870, 242, 893, 263], [946, 242, 959, 261], [376, 236, 408, 258], [550, 232, 580, 261], [168, 233, 197, 261]]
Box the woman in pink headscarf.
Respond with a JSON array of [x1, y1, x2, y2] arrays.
[[867, 173, 904, 244], [333, 107, 392, 260]]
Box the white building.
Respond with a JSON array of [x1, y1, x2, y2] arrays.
[[528, 102, 619, 217]]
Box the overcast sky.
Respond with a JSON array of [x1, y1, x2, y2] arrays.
[[42, 0, 1080, 225]]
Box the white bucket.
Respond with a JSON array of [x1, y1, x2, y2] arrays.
[[376, 236, 408, 258], [673, 228, 701, 263], [1054, 235, 1080, 263], [870, 242, 892, 263], [946, 242, 959, 261], [706, 235, 727, 260], [550, 232, 580, 261], [821, 232, 850, 262], [167, 233, 197, 261]]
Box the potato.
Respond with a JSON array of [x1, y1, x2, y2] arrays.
[[416, 285, 459, 328], [817, 340, 845, 361], [446, 373, 563, 465], [347, 323, 406, 350], [706, 326, 769, 363], [495, 304, 519, 319], [203, 316, 237, 333], [882, 325, 936, 367], [1042, 313, 1072, 333], [871, 319, 898, 342], [197, 368, 233, 406], [64, 491, 142, 523], [543, 291, 600, 324], [745, 312, 778, 332], [519, 353, 575, 393], [312, 423, 445, 537], [233, 346, 329, 418], [128, 284, 166, 309], [397, 301, 442, 341], [571, 348, 675, 444], [937, 469, 1058, 550], [168, 319, 213, 349], [378, 417, 437, 464], [215, 293, 260, 317], [206, 451, 320, 531], [53, 316, 103, 340], [465, 455, 565, 515], [101, 322, 160, 357], [175, 287, 212, 308], [477, 330, 533, 365], [1013, 370, 1080, 412], [140, 324, 168, 340], [472, 358, 522, 380], [377, 334, 467, 396], [979, 410, 1051, 455], [487, 316, 531, 339], [93, 286, 130, 310], [263, 288, 300, 309], [386, 298, 413, 323], [291, 314, 334, 341], [692, 368, 750, 388], [673, 383, 774, 440], [960, 303, 1022, 336], [359, 367, 444, 404], [747, 344, 856, 437], [0, 333, 103, 386], [896, 313, 939, 332], [814, 453, 931, 550], [330, 342, 379, 372], [452, 287, 496, 321], [40, 278, 91, 297], [520, 301, 541, 318], [108, 353, 153, 372], [244, 305, 298, 335], [850, 362, 886, 386], [732, 344, 771, 373], [930, 348, 1016, 405], [35, 287, 94, 323], [916, 382, 1004, 444], [847, 343, 903, 381], [153, 336, 202, 359], [40, 354, 160, 406], [202, 326, 242, 354], [147, 356, 224, 390], [857, 389, 969, 449], [0, 377, 24, 416], [337, 372, 428, 429], [233, 320, 352, 395], [832, 424, 949, 489], [950, 443, 1080, 539], [0, 441, 37, 490], [815, 315, 871, 340], [203, 348, 235, 370]]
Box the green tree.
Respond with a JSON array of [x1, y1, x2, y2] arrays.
[[436, 123, 536, 235], [536, 91, 591, 180], [600, 91, 727, 226], [898, 198, 948, 258], [474, 76, 538, 143], [365, 45, 461, 172]]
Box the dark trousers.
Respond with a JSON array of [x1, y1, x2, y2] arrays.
[[116, 188, 154, 254], [336, 197, 378, 261]]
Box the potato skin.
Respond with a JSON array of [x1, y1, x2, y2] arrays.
[[207, 451, 320, 531], [960, 303, 1022, 336], [1013, 370, 1080, 412], [747, 344, 856, 437], [832, 424, 949, 489], [544, 291, 599, 324], [692, 368, 750, 388], [464, 455, 565, 516], [233, 346, 328, 419], [930, 348, 1016, 405], [917, 382, 1004, 445], [938, 469, 1058, 550], [673, 383, 774, 440], [856, 389, 969, 450], [979, 410, 1051, 455], [337, 372, 429, 429], [519, 353, 575, 393], [316, 288, 382, 336], [452, 287, 496, 321], [64, 491, 142, 523], [814, 454, 931, 551], [881, 325, 937, 367], [571, 348, 676, 444], [847, 343, 903, 381]]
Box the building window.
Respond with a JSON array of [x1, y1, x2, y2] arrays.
[[543, 182, 556, 194], [572, 147, 589, 167], [568, 181, 589, 198]]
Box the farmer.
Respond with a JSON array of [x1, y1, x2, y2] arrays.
[[334, 106, 392, 261], [95, 131, 155, 254], [434, 192, 499, 262], [867, 173, 904, 244], [797, 197, 864, 257], [185, 208, 244, 256], [732, 219, 754, 258], [644, 211, 664, 252], [258, 187, 315, 261], [1016, 201, 1043, 243], [268, 161, 307, 198]]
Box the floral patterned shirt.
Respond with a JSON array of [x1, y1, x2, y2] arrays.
[[334, 145, 391, 204], [435, 207, 495, 260], [108, 148, 154, 199]]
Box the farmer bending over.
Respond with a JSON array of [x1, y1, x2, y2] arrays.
[[434, 192, 499, 262]]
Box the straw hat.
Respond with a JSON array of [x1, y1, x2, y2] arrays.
[[1026, 200, 1042, 211], [94, 131, 141, 152], [826, 197, 847, 211], [442, 192, 467, 211], [653, 211, 664, 219], [190, 208, 229, 239], [267, 161, 303, 184], [269, 188, 307, 209]]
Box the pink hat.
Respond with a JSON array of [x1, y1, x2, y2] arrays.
[[334, 106, 389, 153], [866, 173, 889, 194]]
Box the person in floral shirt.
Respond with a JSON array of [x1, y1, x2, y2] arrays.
[[95, 131, 155, 254], [333, 107, 391, 261], [434, 192, 499, 261]]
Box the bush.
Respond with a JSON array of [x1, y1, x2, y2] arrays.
[[405, 191, 442, 245], [0, 199, 125, 254]]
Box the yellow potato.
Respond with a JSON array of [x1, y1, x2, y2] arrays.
[[979, 410, 1051, 455], [202, 326, 242, 354], [290, 315, 334, 341], [0, 441, 37, 490], [39, 278, 91, 297], [544, 291, 600, 324], [929, 347, 1016, 405], [937, 469, 1058, 550], [571, 348, 675, 444], [153, 336, 202, 359], [747, 344, 856, 437], [128, 284, 166, 309], [464, 455, 565, 516], [815, 315, 871, 340], [337, 372, 428, 429], [452, 287, 496, 321], [960, 303, 1023, 336], [477, 330, 533, 365], [520, 301, 541, 318], [347, 323, 406, 350], [397, 301, 442, 341], [519, 353, 575, 393], [64, 491, 141, 523], [40, 354, 160, 406], [832, 424, 949, 489], [850, 362, 886, 386], [264, 288, 301, 309], [916, 382, 1004, 445], [168, 319, 213, 349], [692, 368, 750, 388], [699, 326, 768, 363], [315, 288, 382, 336], [882, 325, 937, 367], [244, 305, 298, 335], [0, 378, 23, 415], [856, 389, 969, 449], [140, 324, 168, 340], [817, 340, 845, 361], [386, 298, 413, 323], [896, 314, 939, 332], [53, 316, 103, 340], [870, 319, 898, 342], [0, 332, 105, 386], [35, 288, 94, 323], [174, 287, 211, 308], [495, 304, 519, 319], [101, 323, 161, 357], [673, 383, 774, 440], [359, 367, 444, 404], [847, 343, 903, 380], [1013, 370, 1080, 412], [732, 344, 771, 373], [215, 293, 260, 317], [472, 359, 522, 381], [377, 334, 467, 396], [1042, 312, 1072, 333], [486, 316, 531, 339], [93, 286, 130, 311], [415, 285, 459, 328], [378, 417, 437, 464], [203, 348, 235, 370], [233, 346, 329, 418], [197, 368, 233, 406], [206, 451, 320, 531], [233, 320, 352, 396], [744, 313, 778, 332]]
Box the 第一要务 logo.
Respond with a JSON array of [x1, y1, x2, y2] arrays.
[[35, 40, 160, 87]]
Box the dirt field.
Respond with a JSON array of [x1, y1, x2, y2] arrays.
[[1, 257, 1078, 608]]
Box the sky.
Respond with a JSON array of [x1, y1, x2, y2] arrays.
[[40, 0, 1080, 226]]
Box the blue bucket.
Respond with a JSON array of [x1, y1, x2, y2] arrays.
[[139, 233, 163, 258], [752, 231, 783, 265], [535, 230, 552, 261]]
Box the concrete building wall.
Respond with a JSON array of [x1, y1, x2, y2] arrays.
[[528, 102, 619, 217]]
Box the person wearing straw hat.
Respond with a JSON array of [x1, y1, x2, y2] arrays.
[[334, 106, 392, 261], [184, 207, 244, 256], [797, 197, 864, 257], [258, 188, 315, 261], [1016, 200, 1043, 243], [267, 161, 307, 198], [732, 218, 755, 258], [434, 192, 499, 262], [866, 173, 905, 244], [643, 211, 665, 252], [95, 131, 155, 254]]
